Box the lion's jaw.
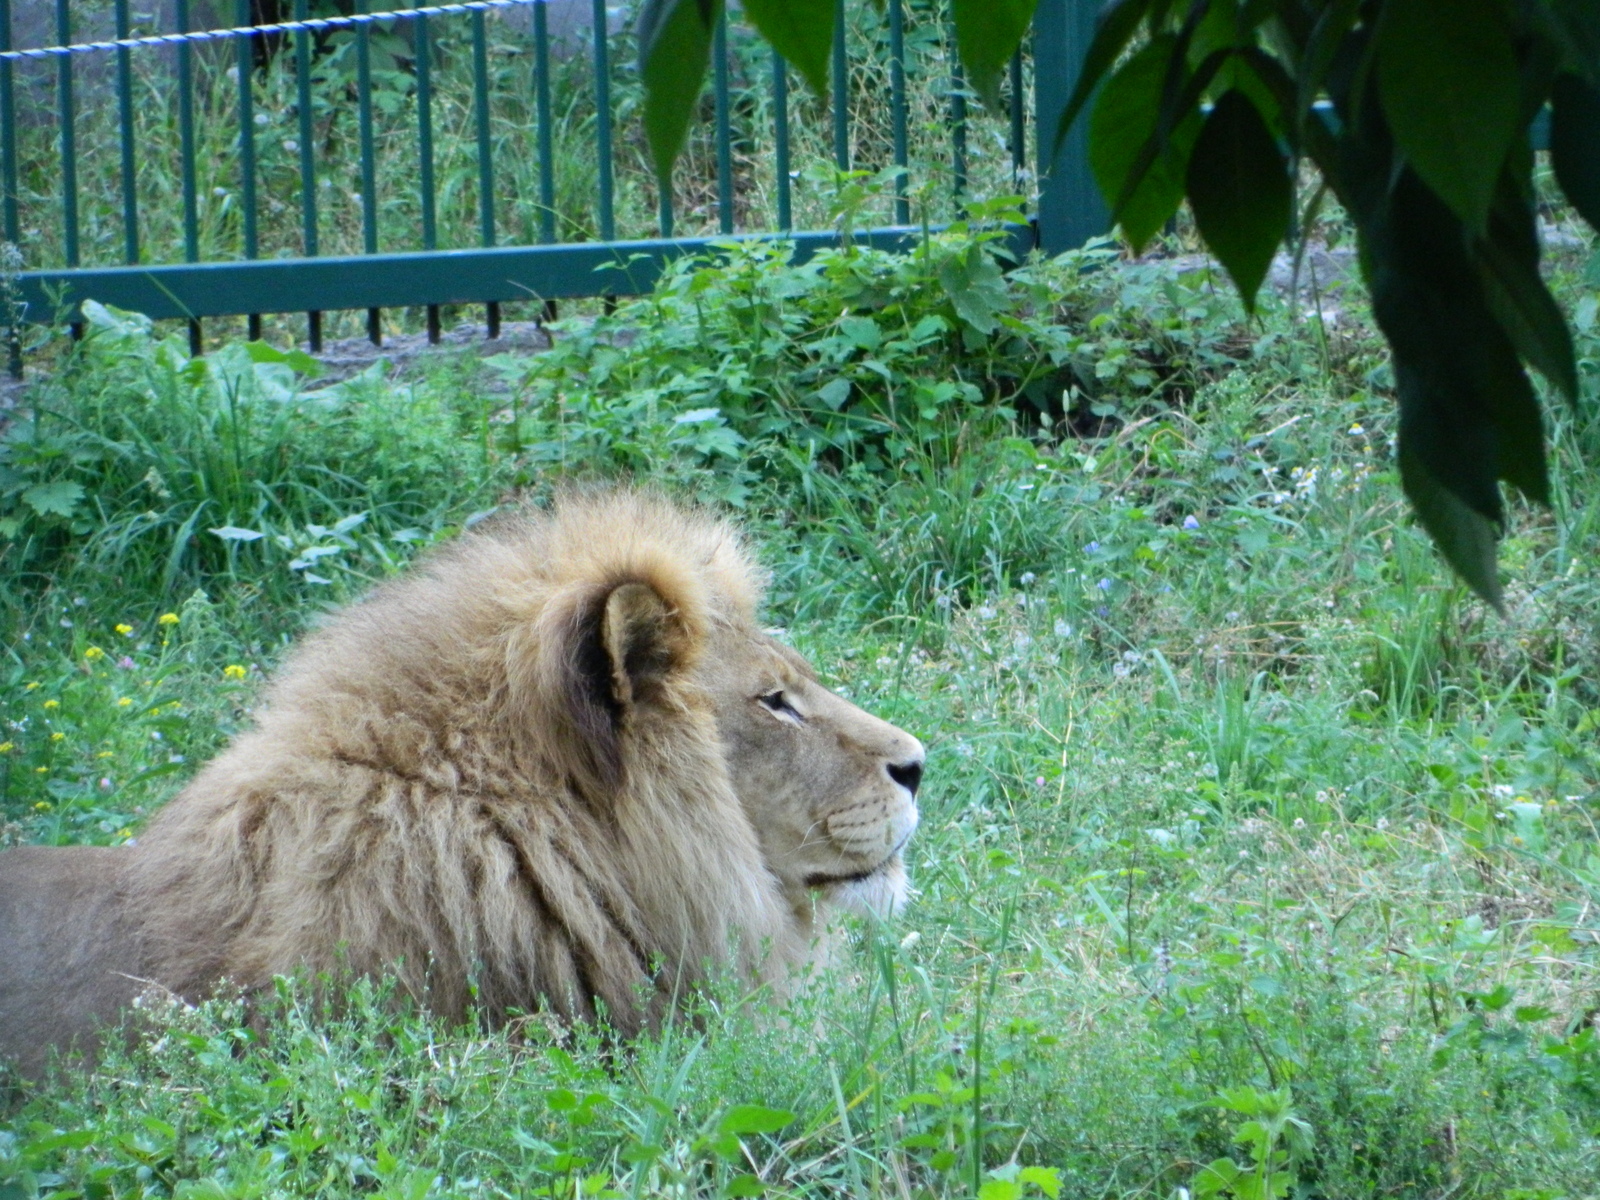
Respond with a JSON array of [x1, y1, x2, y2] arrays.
[[705, 629, 924, 924]]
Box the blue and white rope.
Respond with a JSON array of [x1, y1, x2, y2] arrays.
[[0, 0, 546, 62]]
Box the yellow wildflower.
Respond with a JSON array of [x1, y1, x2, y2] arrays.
[[33, 767, 47, 774], [117, 697, 133, 708], [158, 612, 179, 626], [84, 646, 105, 661], [24, 681, 39, 691], [115, 623, 134, 635], [0, 742, 11, 753], [116, 828, 133, 840], [97, 750, 114, 759], [33, 800, 50, 810], [224, 664, 248, 680], [50, 731, 66, 742], [42, 699, 59, 710]]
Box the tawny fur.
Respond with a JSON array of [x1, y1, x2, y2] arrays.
[[0, 491, 924, 1082]]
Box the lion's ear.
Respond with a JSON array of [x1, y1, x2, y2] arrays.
[[602, 582, 694, 713], [510, 573, 703, 800]]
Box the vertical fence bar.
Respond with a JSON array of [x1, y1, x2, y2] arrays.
[[294, 0, 320, 349], [472, 4, 498, 335], [1009, 46, 1025, 196], [888, 0, 907, 224], [714, 8, 732, 234], [1032, 0, 1105, 253], [55, 0, 78, 274], [357, 0, 381, 343], [592, 0, 614, 245], [948, 16, 967, 207], [831, 0, 847, 170], [772, 50, 790, 231], [0, 0, 14, 248], [0, 0, 17, 377], [236, 0, 260, 339], [534, 0, 554, 245], [114, 0, 140, 263], [55, 0, 80, 339], [177, 0, 201, 352], [415, 6, 440, 341], [533, 0, 555, 321]]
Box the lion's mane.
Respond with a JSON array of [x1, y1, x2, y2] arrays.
[[127, 492, 804, 1032]]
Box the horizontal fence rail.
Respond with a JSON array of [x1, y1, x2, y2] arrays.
[[0, 0, 1097, 370]]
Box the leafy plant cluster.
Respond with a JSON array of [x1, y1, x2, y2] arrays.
[[487, 182, 1252, 502], [0, 301, 502, 612], [637, 0, 1600, 612]]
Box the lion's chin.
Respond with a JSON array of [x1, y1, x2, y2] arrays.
[[821, 857, 909, 920]]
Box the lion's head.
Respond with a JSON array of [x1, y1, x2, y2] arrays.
[[0, 490, 927, 1069], [700, 626, 923, 921]]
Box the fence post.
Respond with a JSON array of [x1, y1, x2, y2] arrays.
[[1032, 0, 1107, 255]]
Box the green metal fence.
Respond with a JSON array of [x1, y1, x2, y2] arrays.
[[0, 0, 1103, 369]]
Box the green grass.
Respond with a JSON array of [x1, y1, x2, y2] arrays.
[[4, 211, 1600, 1198]]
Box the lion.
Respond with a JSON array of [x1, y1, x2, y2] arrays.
[[0, 491, 924, 1081]]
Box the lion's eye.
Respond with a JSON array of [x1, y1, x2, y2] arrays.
[[758, 690, 801, 721]]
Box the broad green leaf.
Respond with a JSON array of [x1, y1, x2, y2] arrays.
[[1185, 89, 1290, 311], [1052, 0, 1152, 153], [1481, 329, 1550, 509], [953, 0, 1037, 109], [1552, 72, 1600, 232], [1018, 1166, 1063, 1198], [725, 1175, 766, 1198], [1474, 158, 1578, 403], [639, 0, 722, 189], [977, 1181, 1022, 1200], [245, 339, 323, 377], [1359, 165, 1547, 606], [742, 0, 833, 98], [21, 480, 84, 518], [937, 243, 1009, 335], [1193, 1158, 1243, 1200], [1376, 0, 1518, 233], [817, 378, 852, 410], [1399, 441, 1503, 609], [717, 1104, 794, 1136], [1370, 168, 1548, 515], [1089, 37, 1202, 250]]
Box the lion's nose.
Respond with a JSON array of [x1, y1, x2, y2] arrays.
[[886, 758, 923, 797]]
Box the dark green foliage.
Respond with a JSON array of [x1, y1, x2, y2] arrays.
[[1061, 0, 1590, 609], [1552, 72, 1600, 230], [639, 0, 724, 190], [1184, 89, 1290, 312], [1088, 37, 1203, 252], [635, 0, 1600, 609], [951, 0, 1037, 108], [741, 0, 835, 96]]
